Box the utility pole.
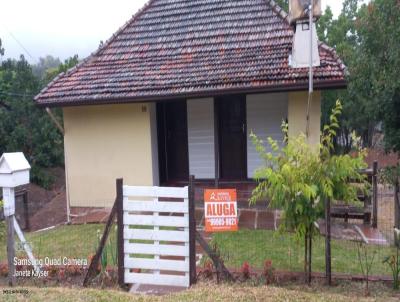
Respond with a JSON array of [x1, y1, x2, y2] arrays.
[[306, 0, 314, 138]]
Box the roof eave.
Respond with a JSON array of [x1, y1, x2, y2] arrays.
[[35, 79, 347, 108]]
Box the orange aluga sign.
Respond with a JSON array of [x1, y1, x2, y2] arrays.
[[204, 189, 238, 233]]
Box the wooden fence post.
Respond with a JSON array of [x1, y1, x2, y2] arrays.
[[325, 197, 332, 285], [6, 214, 15, 286], [372, 161, 378, 228], [395, 180, 400, 229], [3, 187, 16, 287], [83, 199, 118, 287], [116, 178, 124, 288], [188, 175, 197, 285], [23, 190, 29, 231], [195, 230, 234, 282]]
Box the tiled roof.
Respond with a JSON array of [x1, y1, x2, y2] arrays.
[[35, 0, 346, 107]]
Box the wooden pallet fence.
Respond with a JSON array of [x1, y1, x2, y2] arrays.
[[120, 182, 192, 288]]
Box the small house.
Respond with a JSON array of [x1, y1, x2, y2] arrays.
[[34, 0, 346, 210]]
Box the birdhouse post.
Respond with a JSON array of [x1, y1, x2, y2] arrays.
[[0, 152, 31, 286]]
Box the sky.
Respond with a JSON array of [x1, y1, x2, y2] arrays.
[[0, 0, 346, 63]]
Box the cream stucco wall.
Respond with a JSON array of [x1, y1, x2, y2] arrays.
[[63, 103, 156, 208], [288, 91, 321, 146]]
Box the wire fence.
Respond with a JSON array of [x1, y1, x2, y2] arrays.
[[199, 182, 398, 279], [0, 178, 398, 284]]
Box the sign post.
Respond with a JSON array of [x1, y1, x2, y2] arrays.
[[204, 189, 238, 233], [0, 152, 40, 285]]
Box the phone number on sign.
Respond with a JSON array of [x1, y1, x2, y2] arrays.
[[207, 217, 237, 226]]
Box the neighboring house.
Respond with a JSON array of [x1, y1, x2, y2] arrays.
[[34, 0, 346, 209]]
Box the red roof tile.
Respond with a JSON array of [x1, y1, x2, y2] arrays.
[[34, 0, 346, 107]]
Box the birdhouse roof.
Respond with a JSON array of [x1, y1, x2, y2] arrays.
[[0, 152, 31, 174]]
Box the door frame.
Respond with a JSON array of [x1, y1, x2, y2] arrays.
[[215, 94, 248, 181]]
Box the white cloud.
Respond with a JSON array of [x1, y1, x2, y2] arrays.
[[323, 0, 343, 17]]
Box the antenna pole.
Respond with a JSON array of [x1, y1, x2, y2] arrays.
[[306, 0, 314, 138]]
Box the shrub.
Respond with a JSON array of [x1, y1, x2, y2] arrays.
[[263, 260, 275, 284], [240, 261, 250, 280], [250, 100, 368, 283]]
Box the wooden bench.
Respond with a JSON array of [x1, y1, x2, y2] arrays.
[[331, 161, 378, 227]]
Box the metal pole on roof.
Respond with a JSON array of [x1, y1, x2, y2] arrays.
[[306, 0, 314, 138]]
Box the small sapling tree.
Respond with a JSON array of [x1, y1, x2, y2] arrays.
[[250, 100, 368, 284], [356, 239, 377, 296]]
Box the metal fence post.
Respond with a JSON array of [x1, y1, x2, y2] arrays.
[[325, 197, 332, 285], [116, 178, 124, 288], [188, 175, 197, 285], [214, 100, 220, 189]]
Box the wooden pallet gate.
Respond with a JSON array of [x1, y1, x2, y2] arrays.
[[117, 178, 196, 288], [84, 176, 232, 288]]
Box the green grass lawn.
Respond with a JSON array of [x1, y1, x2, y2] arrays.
[[0, 224, 116, 263], [0, 224, 180, 263], [211, 229, 395, 276], [0, 224, 395, 277]]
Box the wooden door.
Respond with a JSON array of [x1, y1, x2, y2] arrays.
[[158, 101, 189, 182], [217, 95, 247, 180]]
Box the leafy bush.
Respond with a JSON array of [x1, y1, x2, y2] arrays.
[[250, 100, 368, 282]]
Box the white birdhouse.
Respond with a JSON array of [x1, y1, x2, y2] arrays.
[[0, 152, 31, 188], [0, 152, 31, 216]]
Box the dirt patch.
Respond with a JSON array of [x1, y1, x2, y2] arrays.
[[14, 167, 68, 231], [28, 191, 67, 231], [70, 207, 110, 224]]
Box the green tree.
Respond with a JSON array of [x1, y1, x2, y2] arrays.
[[32, 55, 61, 82], [317, 0, 375, 152], [250, 101, 368, 283], [275, 0, 288, 11], [0, 49, 79, 188], [318, 0, 400, 152], [353, 0, 400, 152], [43, 55, 79, 84], [0, 56, 64, 187]]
